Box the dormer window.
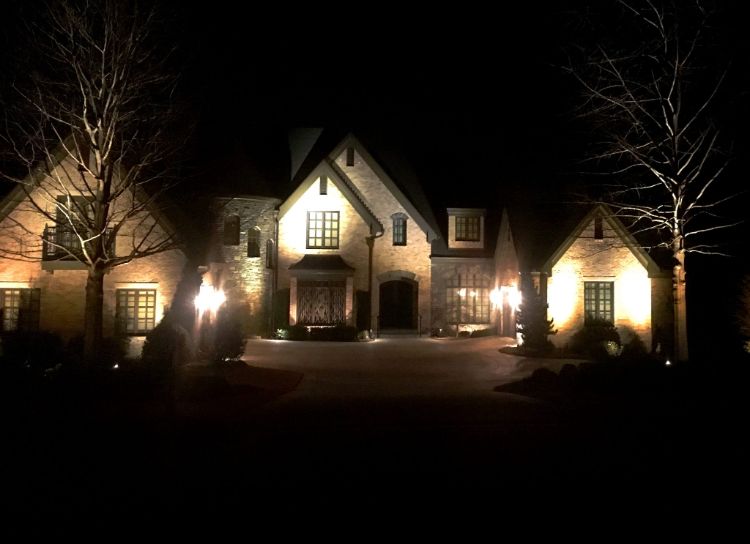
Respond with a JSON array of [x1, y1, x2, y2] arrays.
[[346, 147, 355, 167], [247, 228, 260, 257], [223, 215, 240, 245], [456, 216, 480, 242], [392, 213, 407, 246], [319, 176, 328, 195]]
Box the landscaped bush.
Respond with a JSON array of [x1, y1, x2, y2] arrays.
[[516, 294, 556, 353], [310, 324, 357, 342], [213, 304, 248, 361], [0, 330, 65, 375], [141, 317, 181, 377], [569, 318, 621, 360], [470, 327, 495, 338]]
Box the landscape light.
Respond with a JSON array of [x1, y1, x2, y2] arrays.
[[195, 283, 226, 318]]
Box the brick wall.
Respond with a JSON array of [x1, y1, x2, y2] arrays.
[[546, 215, 653, 348], [333, 148, 432, 332]]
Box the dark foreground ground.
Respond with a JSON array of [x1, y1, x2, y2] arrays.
[[2, 353, 748, 537]]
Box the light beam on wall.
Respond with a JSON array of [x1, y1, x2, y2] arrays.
[[619, 265, 650, 325], [548, 265, 577, 329]]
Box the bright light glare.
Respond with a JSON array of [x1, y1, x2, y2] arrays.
[[490, 288, 502, 306], [547, 265, 577, 328], [195, 284, 226, 317], [458, 288, 466, 297], [619, 265, 650, 325]]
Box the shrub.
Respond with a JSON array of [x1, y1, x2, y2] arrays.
[[141, 317, 180, 376], [0, 330, 65, 374], [516, 294, 556, 352], [310, 324, 357, 342], [213, 304, 248, 361], [470, 327, 495, 338], [569, 318, 621, 360]]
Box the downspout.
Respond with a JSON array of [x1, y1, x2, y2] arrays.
[[271, 210, 279, 332], [366, 223, 384, 333]]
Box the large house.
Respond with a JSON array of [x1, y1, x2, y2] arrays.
[[207, 131, 674, 350], [0, 130, 673, 356], [0, 146, 187, 356]]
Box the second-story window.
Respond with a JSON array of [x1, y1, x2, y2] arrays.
[[307, 211, 339, 249], [223, 215, 240, 245], [247, 228, 260, 257], [455, 216, 480, 241], [392, 214, 407, 246]]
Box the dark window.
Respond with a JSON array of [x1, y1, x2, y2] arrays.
[[247, 228, 260, 257], [392, 215, 407, 246], [307, 211, 339, 249], [584, 281, 614, 323], [319, 176, 328, 195], [594, 216, 604, 240], [265, 239, 275, 268], [223, 215, 240, 245], [455, 216, 480, 241], [0, 288, 41, 332], [116, 289, 156, 335], [346, 147, 355, 167], [446, 274, 491, 323]]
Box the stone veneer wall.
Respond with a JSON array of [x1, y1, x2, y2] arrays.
[[212, 197, 279, 336], [546, 216, 653, 348], [333, 148, 432, 333]]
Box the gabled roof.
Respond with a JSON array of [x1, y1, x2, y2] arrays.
[[0, 138, 186, 256], [329, 134, 440, 242], [279, 160, 383, 235], [542, 203, 663, 277]]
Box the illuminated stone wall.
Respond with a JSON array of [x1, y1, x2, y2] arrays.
[[546, 216, 653, 348], [211, 196, 279, 336], [333, 148, 433, 333]]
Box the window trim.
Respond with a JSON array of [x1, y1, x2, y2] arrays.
[[0, 288, 41, 332], [584, 281, 614, 324], [392, 214, 407, 246], [455, 215, 481, 242], [306, 211, 340, 249], [116, 288, 157, 335], [247, 227, 261, 258]]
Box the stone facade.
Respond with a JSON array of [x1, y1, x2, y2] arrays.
[[210, 196, 280, 336]]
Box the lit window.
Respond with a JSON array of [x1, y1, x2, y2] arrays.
[[247, 228, 260, 257], [455, 216, 480, 241], [392, 214, 407, 246], [307, 211, 339, 249], [116, 289, 156, 335], [584, 281, 614, 323], [446, 274, 490, 323], [223, 215, 240, 246], [0, 288, 40, 332]]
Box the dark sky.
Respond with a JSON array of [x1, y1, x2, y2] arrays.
[[178, 2, 585, 205]]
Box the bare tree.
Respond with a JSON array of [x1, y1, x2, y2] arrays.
[[0, 0, 185, 364], [567, 1, 740, 361]]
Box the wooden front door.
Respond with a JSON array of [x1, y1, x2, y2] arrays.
[[297, 280, 346, 325], [379, 280, 417, 329]]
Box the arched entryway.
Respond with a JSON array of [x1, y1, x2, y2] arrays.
[[379, 279, 417, 330]]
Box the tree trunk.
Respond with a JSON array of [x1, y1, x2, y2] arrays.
[[673, 243, 689, 362], [83, 267, 105, 366]]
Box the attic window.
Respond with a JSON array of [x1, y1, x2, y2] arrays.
[[346, 147, 355, 167], [223, 215, 240, 245], [392, 214, 407, 246], [594, 216, 603, 240], [319, 176, 328, 195]]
